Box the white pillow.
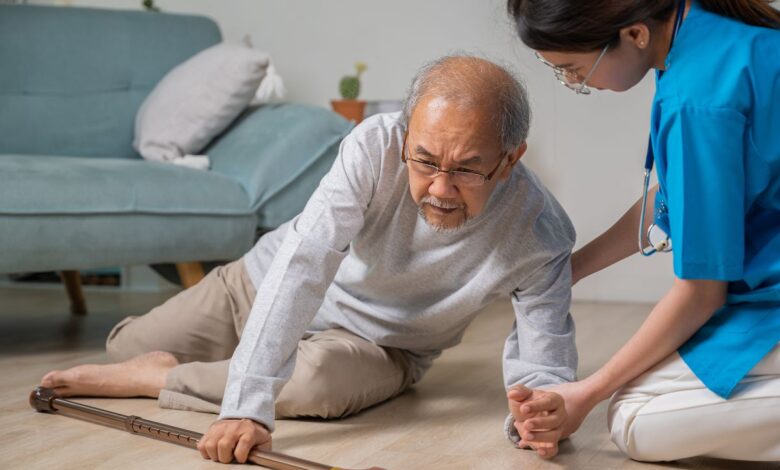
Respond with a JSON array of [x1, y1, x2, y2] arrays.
[[133, 42, 270, 169]]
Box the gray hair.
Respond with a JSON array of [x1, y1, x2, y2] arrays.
[[401, 54, 531, 153]]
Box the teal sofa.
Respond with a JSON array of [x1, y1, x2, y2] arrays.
[[0, 5, 352, 311]]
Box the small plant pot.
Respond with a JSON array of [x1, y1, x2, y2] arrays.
[[331, 99, 366, 123]]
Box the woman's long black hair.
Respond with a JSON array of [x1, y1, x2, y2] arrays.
[[508, 0, 780, 52]]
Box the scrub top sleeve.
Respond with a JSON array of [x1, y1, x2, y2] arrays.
[[662, 105, 747, 281]]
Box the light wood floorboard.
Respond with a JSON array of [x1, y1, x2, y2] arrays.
[[0, 286, 775, 469]]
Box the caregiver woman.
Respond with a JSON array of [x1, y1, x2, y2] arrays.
[[507, 0, 780, 462]]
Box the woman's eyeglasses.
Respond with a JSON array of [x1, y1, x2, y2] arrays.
[[534, 44, 610, 95]]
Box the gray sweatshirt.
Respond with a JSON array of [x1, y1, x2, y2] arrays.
[[220, 112, 577, 438]]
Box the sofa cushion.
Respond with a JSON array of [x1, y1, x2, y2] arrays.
[[0, 154, 257, 273], [0, 155, 253, 216], [134, 43, 270, 167]]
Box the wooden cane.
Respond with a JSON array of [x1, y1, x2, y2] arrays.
[[30, 387, 381, 470]]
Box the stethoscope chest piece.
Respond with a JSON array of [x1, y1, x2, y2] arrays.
[[647, 224, 672, 253]]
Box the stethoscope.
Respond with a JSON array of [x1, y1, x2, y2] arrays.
[[638, 0, 687, 256]]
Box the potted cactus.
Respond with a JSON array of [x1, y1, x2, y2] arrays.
[[331, 62, 367, 123], [142, 0, 161, 11]]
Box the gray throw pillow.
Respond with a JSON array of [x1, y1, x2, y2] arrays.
[[134, 42, 270, 169]]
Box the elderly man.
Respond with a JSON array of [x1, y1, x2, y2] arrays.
[[41, 55, 576, 462]]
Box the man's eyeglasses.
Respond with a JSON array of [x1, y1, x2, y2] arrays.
[[402, 134, 507, 186], [534, 44, 610, 95]]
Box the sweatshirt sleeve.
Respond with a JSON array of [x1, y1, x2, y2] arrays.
[[218, 129, 378, 430], [502, 249, 577, 444]]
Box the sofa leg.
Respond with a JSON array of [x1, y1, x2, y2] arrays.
[[60, 271, 87, 315], [175, 262, 205, 289]]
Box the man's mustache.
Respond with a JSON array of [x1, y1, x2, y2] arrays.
[[420, 196, 463, 210]]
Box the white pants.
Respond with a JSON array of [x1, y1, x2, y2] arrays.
[[608, 343, 780, 462]]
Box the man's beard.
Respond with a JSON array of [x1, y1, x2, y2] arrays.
[[417, 195, 470, 233]]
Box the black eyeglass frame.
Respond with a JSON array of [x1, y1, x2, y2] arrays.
[[401, 133, 508, 186]]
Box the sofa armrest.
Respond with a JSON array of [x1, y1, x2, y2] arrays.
[[206, 103, 353, 227]]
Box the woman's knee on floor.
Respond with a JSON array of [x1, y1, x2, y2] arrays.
[[606, 389, 710, 462], [607, 392, 665, 462]]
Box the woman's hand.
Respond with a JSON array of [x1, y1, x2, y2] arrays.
[[197, 418, 272, 464], [543, 381, 601, 439]]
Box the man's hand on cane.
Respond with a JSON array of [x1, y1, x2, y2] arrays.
[[198, 418, 272, 464]]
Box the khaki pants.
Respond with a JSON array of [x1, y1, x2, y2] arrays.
[[105, 259, 414, 419], [608, 345, 780, 462]]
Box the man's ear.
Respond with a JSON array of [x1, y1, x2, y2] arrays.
[[500, 141, 527, 180]]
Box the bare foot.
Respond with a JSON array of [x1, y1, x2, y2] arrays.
[[40, 351, 179, 398]]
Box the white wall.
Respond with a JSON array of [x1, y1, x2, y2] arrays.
[[32, 0, 678, 302]]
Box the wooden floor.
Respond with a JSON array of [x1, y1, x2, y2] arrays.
[[0, 286, 775, 470]]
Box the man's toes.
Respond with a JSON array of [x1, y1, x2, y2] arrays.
[[41, 371, 64, 388], [42, 366, 97, 389]]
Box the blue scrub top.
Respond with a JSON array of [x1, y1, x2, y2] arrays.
[[650, 1, 780, 398]]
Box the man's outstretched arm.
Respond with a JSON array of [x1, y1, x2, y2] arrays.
[[503, 249, 577, 459], [200, 128, 381, 463]]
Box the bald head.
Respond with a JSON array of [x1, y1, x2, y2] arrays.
[[402, 55, 531, 152]]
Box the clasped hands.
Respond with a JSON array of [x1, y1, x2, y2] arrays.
[[507, 382, 589, 459]]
